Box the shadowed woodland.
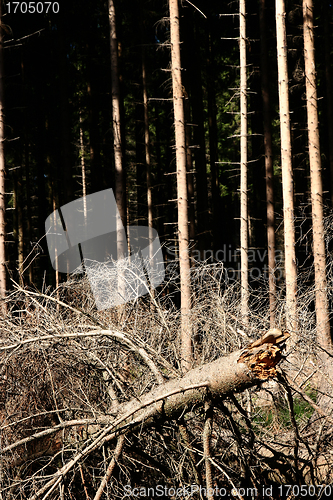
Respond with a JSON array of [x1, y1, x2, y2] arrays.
[[1, 0, 333, 498]]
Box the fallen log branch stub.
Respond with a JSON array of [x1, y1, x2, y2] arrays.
[[237, 343, 283, 380]]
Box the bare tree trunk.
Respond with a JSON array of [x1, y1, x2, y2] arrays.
[[275, 0, 297, 334], [303, 0, 331, 348], [260, 0, 276, 327], [108, 0, 126, 261], [240, 0, 248, 323], [0, 3, 6, 308], [16, 170, 24, 285], [207, 24, 220, 254], [169, 0, 192, 372], [21, 53, 33, 285], [79, 115, 87, 203], [58, 15, 73, 205], [142, 44, 154, 257]]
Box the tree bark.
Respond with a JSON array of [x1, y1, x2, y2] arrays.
[[240, 0, 248, 323], [21, 52, 33, 285], [275, 0, 297, 334], [15, 168, 24, 285], [259, 0, 276, 327], [169, 0, 192, 372], [303, 0, 331, 348], [141, 41, 154, 264], [109, 0, 127, 261], [58, 14, 73, 205], [0, 2, 6, 308]]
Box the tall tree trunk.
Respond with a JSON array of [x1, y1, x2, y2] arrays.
[[259, 0, 276, 327], [141, 47, 153, 235], [16, 169, 24, 285], [79, 114, 87, 202], [108, 0, 126, 260], [323, 1, 333, 207], [21, 52, 33, 285], [58, 15, 73, 205], [0, 2, 6, 307], [207, 22, 220, 254], [303, 0, 331, 348], [275, 0, 297, 334], [169, 0, 192, 372], [240, 0, 248, 323], [24, 144, 33, 285]]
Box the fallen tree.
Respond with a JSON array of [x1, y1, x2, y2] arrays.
[[2, 276, 333, 500], [2, 327, 284, 500]]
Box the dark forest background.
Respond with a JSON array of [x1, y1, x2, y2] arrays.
[[3, 0, 333, 293]]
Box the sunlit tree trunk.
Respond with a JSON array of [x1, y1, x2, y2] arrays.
[[0, 2, 6, 309], [275, 0, 297, 334], [108, 0, 126, 260], [79, 115, 87, 203], [240, 0, 248, 323], [303, 0, 331, 348], [260, 0, 276, 327], [169, 0, 192, 372]]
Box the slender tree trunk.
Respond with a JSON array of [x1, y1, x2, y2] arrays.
[[79, 113, 87, 228], [142, 47, 153, 236], [303, 0, 331, 348], [207, 23, 220, 254], [79, 116, 87, 202], [58, 15, 73, 205], [24, 144, 33, 285], [16, 169, 24, 285], [259, 0, 276, 327], [275, 0, 297, 334], [21, 53, 33, 285], [240, 0, 248, 323], [108, 0, 126, 260], [323, 2, 333, 207], [169, 0, 192, 372], [0, 3, 6, 307]]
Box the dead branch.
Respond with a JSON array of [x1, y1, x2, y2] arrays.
[[25, 342, 283, 499]]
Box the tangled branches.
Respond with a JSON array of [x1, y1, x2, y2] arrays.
[[0, 261, 333, 499]]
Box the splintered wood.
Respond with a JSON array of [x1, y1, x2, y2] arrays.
[[237, 344, 282, 379]]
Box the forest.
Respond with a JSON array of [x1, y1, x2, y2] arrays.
[[1, 0, 333, 498]]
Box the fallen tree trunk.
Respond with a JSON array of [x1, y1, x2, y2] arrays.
[[27, 340, 283, 500]]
